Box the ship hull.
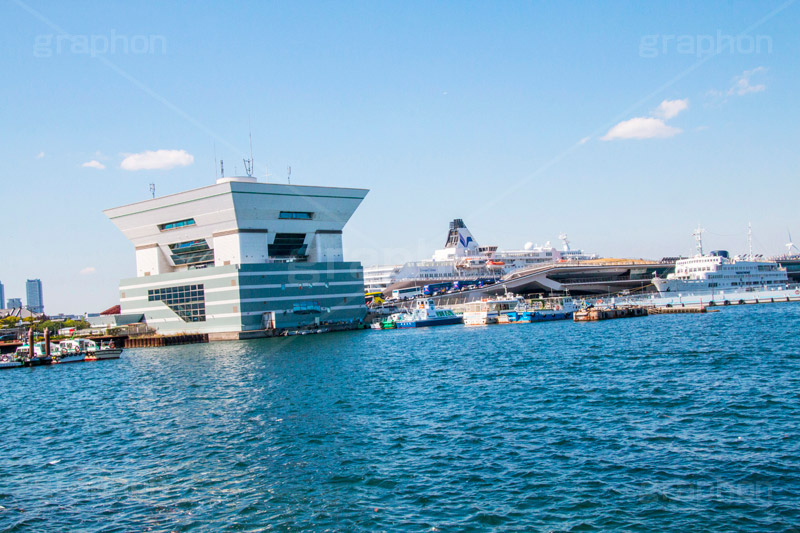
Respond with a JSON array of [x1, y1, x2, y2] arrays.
[[396, 317, 463, 328]]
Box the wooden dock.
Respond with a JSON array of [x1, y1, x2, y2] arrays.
[[574, 306, 648, 322], [124, 334, 208, 348], [647, 306, 708, 315]]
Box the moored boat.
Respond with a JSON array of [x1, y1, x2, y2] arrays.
[[54, 340, 87, 363], [652, 227, 788, 294], [395, 299, 462, 328], [13, 344, 53, 367], [86, 341, 123, 361], [0, 353, 23, 369], [61, 338, 123, 361], [463, 296, 521, 326], [506, 297, 577, 323]]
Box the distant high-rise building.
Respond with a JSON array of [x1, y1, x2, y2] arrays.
[[7, 297, 22, 309], [0, 280, 4, 309], [26, 279, 43, 314]]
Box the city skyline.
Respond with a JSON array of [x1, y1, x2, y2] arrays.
[[2, 1, 799, 313]]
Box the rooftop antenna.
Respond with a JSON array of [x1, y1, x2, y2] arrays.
[[692, 225, 705, 256], [242, 123, 254, 177], [287, 165, 292, 185], [149, 183, 155, 199], [220, 159, 225, 178]]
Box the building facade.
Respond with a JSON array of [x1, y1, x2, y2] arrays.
[[0, 281, 4, 309], [26, 279, 43, 314], [7, 297, 22, 309], [105, 176, 369, 336]]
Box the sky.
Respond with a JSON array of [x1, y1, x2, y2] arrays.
[[2, 0, 799, 314]]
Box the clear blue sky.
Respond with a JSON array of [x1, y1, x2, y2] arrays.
[[2, 0, 799, 314]]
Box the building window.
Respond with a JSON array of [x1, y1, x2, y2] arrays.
[[158, 218, 196, 231], [279, 211, 313, 220], [148, 284, 206, 322], [293, 301, 321, 314], [169, 239, 214, 266], [269, 233, 307, 259]]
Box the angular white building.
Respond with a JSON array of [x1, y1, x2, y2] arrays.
[[105, 176, 369, 338]]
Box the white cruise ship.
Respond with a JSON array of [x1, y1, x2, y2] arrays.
[[364, 219, 598, 292], [652, 227, 788, 293]]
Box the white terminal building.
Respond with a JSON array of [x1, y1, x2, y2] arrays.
[[105, 176, 369, 338]]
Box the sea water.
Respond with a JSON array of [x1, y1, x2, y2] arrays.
[[2, 304, 799, 531]]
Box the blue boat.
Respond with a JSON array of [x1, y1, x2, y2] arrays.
[[507, 309, 573, 323], [395, 299, 463, 328]]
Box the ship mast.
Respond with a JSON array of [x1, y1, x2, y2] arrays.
[[693, 225, 705, 256], [747, 222, 753, 260]]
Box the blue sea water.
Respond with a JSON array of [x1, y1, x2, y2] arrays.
[[2, 304, 800, 531]]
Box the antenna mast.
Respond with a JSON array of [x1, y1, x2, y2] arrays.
[[220, 159, 224, 178], [149, 183, 155, 199], [242, 124, 254, 177], [692, 225, 705, 256], [287, 165, 292, 185], [747, 222, 753, 259], [249, 121, 254, 174]]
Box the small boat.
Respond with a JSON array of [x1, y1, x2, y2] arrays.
[[86, 340, 123, 361], [507, 297, 577, 323], [61, 338, 122, 361], [54, 340, 86, 363], [370, 313, 402, 330], [395, 299, 462, 328], [0, 353, 22, 369], [13, 345, 52, 367], [463, 296, 521, 326]]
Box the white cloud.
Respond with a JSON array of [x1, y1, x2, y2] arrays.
[[602, 98, 688, 141], [82, 160, 106, 169], [578, 136, 590, 144], [36, 151, 45, 159], [708, 67, 767, 103], [120, 149, 194, 171], [653, 98, 689, 119], [601, 117, 682, 141], [80, 266, 96, 275], [729, 67, 766, 96]]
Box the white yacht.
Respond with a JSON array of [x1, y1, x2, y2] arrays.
[[652, 227, 788, 293], [364, 219, 598, 292]]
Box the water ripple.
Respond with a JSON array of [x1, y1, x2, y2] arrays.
[[1, 304, 800, 530]]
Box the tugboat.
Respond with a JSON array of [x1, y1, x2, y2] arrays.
[[395, 299, 462, 328]]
